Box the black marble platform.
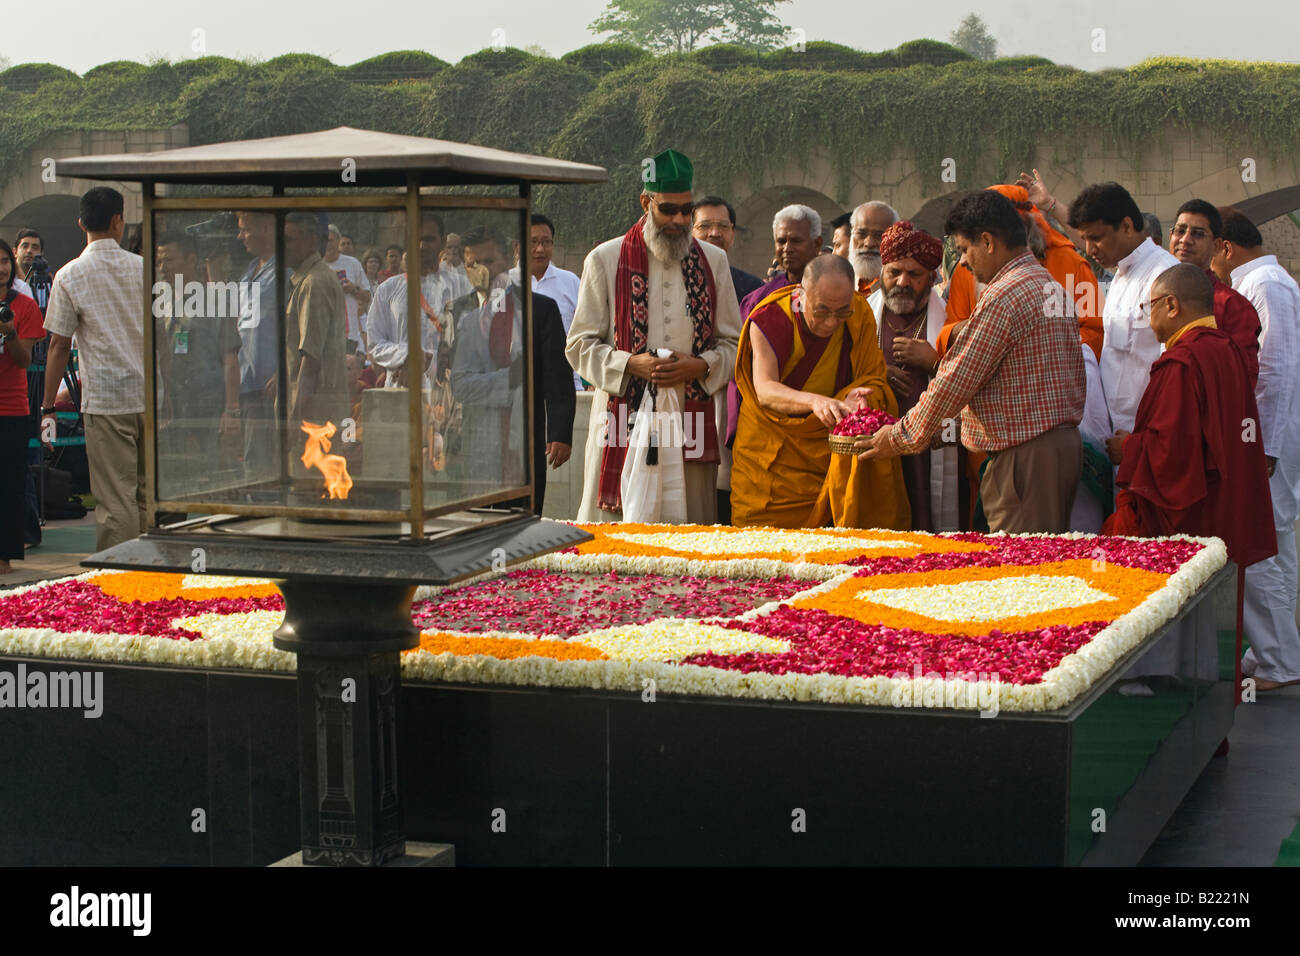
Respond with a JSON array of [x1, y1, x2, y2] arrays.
[[0, 566, 1236, 866]]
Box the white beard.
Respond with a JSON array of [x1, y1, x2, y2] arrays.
[[644, 215, 691, 264], [851, 248, 881, 284]]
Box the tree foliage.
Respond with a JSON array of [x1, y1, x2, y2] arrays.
[[589, 0, 791, 53], [950, 13, 997, 61]]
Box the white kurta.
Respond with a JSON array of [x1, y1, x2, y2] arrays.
[[566, 230, 741, 524], [1233, 255, 1300, 683], [867, 287, 959, 532], [1070, 344, 1111, 533], [1099, 238, 1178, 434]]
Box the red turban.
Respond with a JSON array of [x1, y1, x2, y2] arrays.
[[879, 220, 943, 270]]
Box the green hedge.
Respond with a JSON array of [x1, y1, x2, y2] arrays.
[[2, 45, 1298, 248], [345, 51, 449, 84], [0, 62, 79, 93], [560, 42, 652, 77]]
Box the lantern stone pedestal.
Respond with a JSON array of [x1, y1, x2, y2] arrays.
[[85, 514, 590, 867], [274, 580, 415, 866]]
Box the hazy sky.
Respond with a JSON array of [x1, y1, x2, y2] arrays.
[[4, 0, 1298, 74]]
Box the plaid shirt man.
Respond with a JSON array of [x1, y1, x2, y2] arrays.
[[43, 238, 145, 415], [880, 251, 1085, 455]]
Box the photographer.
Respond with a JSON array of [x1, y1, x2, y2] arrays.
[[15, 229, 53, 548], [0, 239, 45, 574], [15, 229, 52, 313]]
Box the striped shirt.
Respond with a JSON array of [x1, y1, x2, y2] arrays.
[[883, 251, 1086, 455], [43, 238, 145, 415]]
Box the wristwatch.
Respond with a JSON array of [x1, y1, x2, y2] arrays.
[[40, 405, 57, 415]]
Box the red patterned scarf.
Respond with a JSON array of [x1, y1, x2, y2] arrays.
[[598, 217, 720, 511]]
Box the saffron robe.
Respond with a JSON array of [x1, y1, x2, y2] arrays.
[[731, 286, 910, 530], [1103, 324, 1276, 569]]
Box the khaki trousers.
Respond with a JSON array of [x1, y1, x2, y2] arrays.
[[84, 412, 147, 551], [980, 426, 1082, 534]]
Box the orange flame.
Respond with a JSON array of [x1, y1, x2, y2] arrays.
[[300, 420, 353, 500]]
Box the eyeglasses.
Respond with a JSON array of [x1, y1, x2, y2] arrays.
[[651, 199, 695, 218], [530, 238, 554, 248], [693, 219, 733, 232], [1171, 224, 1210, 241], [1139, 294, 1171, 317]]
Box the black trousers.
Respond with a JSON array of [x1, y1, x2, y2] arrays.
[[1, 416, 30, 561]]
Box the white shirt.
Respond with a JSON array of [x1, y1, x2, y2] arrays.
[[439, 262, 471, 301], [323, 252, 367, 341], [1099, 237, 1178, 433], [12, 277, 32, 299], [366, 272, 452, 383], [1232, 254, 1300, 463], [43, 238, 145, 415], [513, 261, 583, 388]]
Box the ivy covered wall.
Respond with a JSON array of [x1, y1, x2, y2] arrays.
[[3, 43, 1299, 253]]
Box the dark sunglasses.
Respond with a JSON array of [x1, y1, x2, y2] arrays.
[[651, 199, 695, 218]]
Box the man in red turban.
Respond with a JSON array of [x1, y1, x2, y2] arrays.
[[864, 221, 961, 531]]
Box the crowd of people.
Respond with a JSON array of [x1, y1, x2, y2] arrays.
[[565, 148, 1300, 692], [1, 156, 1297, 690]]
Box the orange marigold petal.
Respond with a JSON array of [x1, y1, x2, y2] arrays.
[[413, 632, 609, 662]]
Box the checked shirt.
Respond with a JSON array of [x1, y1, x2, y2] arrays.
[[883, 251, 1085, 455]]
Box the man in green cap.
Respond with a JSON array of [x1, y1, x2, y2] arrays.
[[567, 148, 742, 523]]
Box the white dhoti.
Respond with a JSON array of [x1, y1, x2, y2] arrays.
[[1243, 459, 1300, 682], [577, 388, 717, 524]]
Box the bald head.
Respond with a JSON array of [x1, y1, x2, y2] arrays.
[[799, 253, 856, 338], [804, 250, 855, 288], [1150, 263, 1215, 343]]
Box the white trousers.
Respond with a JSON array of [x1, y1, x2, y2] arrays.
[[1243, 459, 1300, 682]]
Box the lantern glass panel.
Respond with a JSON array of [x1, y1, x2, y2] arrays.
[[420, 206, 531, 513], [151, 206, 413, 515]]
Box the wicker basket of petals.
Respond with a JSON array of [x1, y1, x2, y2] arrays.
[[828, 409, 898, 455]]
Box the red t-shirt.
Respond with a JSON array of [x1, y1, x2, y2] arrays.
[[0, 292, 46, 416]]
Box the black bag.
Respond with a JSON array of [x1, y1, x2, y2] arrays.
[[35, 465, 88, 520]]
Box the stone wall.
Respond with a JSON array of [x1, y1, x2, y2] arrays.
[[553, 125, 1300, 280]]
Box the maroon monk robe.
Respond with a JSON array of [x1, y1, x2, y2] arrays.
[[1103, 325, 1276, 569], [1210, 271, 1261, 388]]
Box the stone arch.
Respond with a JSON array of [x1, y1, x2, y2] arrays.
[[731, 184, 842, 277], [0, 125, 190, 269], [0, 195, 84, 273]]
